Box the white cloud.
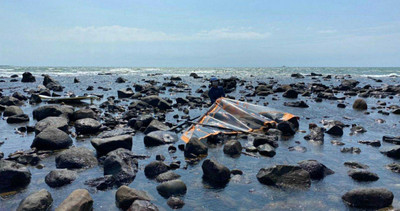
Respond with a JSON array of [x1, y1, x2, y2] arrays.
[[41, 25, 270, 42]]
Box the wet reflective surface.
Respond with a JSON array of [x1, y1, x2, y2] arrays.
[[0, 67, 400, 210]]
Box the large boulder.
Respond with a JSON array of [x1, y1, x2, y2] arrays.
[[91, 135, 132, 156], [43, 75, 63, 91], [347, 169, 379, 181], [45, 169, 78, 188], [31, 127, 72, 150], [74, 118, 101, 135], [156, 179, 187, 198], [144, 161, 169, 178], [21, 72, 36, 83], [72, 109, 97, 121], [342, 188, 393, 209], [184, 137, 208, 158], [33, 105, 73, 121], [0, 160, 31, 193], [3, 106, 24, 117], [141, 95, 172, 110], [127, 200, 159, 211], [298, 160, 334, 180], [55, 147, 98, 169], [202, 159, 230, 185], [56, 189, 93, 211], [35, 117, 69, 134], [103, 148, 138, 185], [116, 185, 151, 210], [353, 99, 368, 110], [144, 131, 178, 147], [17, 189, 53, 211], [256, 165, 311, 189], [223, 140, 242, 157]]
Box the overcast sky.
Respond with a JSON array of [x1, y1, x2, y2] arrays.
[[0, 0, 399, 67]]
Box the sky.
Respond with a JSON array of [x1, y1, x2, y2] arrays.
[[0, 0, 399, 67]]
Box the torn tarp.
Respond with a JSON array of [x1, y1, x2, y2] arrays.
[[181, 98, 299, 143]]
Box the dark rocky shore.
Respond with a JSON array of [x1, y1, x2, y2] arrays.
[[0, 69, 399, 210]]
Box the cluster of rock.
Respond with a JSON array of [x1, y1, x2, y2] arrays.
[[1, 72, 399, 210]]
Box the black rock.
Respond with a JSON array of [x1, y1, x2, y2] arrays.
[[103, 148, 138, 187], [141, 95, 172, 110], [342, 188, 393, 209], [74, 118, 101, 134], [347, 169, 379, 181], [45, 169, 78, 187], [0, 160, 32, 193], [3, 106, 24, 117], [43, 75, 63, 91], [115, 185, 152, 210], [55, 147, 98, 169], [256, 165, 311, 189], [116, 77, 127, 83], [282, 89, 298, 98], [72, 109, 97, 121], [7, 114, 29, 123], [33, 105, 73, 121], [358, 140, 381, 147], [167, 197, 185, 209], [298, 160, 334, 180], [29, 94, 42, 105], [118, 88, 134, 98], [288, 146, 307, 153], [284, 101, 309, 108], [380, 146, 400, 159], [155, 171, 181, 183], [386, 163, 400, 173], [223, 140, 242, 157], [128, 200, 159, 211], [143, 120, 170, 134], [21, 72, 36, 83], [277, 121, 296, 136], [201, 159, 230, 185], [382, 136, 400, 145], [144, 161, 169, 178], [184, 137, 208, 158], [0, 96, 22, 106], [35, 116, 69, 134], [16, 189, 53, 211], [31, 127, 72, 150], [304, 124, 324, 142], [353, 99, 368, 110], [156, 179, 187, 198], [344, 161, 369, 169], [341, 147, 361, 154], [91, 135, 133, 156], [257, 144, 276, 157], [253, 135, 278, 148]]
